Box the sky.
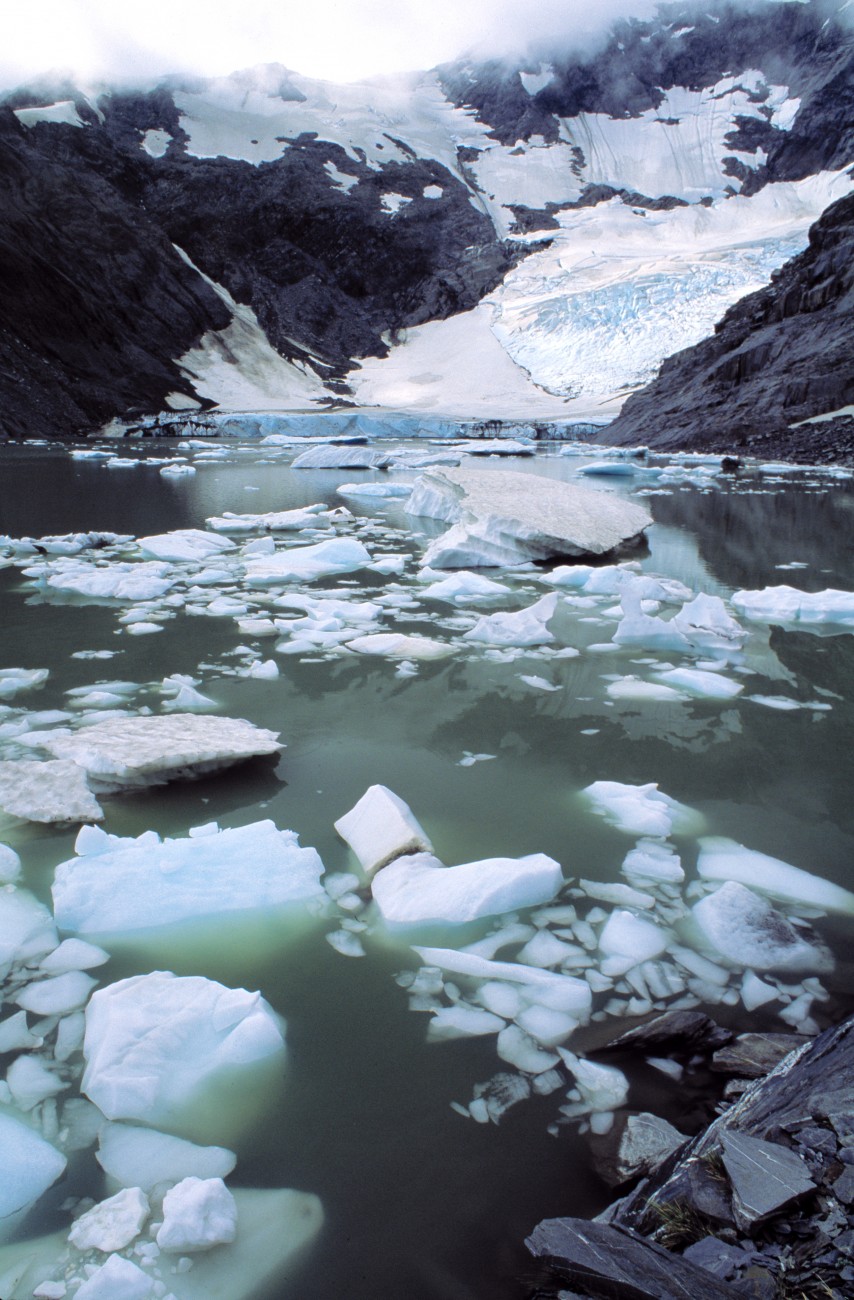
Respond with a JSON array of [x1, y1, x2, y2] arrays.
[[0, 0, 663, 91]]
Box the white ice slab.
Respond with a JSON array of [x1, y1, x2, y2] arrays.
[[413, 948, 592, 1019], [53, 820, 324, 937], [0, 759, 104, 823], [598, 910, 669, 964], [691, 881, 833, 973], [582, 781, 704, 838], [243, 538, 371, 584], [344, 632, 455, 659], [697, 837, 854, 915], [731, 585, 854, 627], [137, 530, 237, 563], [97, 1123, 236, 1192], [464, 593, 558, 647], [0, 1113, 66, 1236], [28, 714, 281, 792], [82, 972, 285, 1136], [373, 851, 564, 926], [334, 784, 433, 877]]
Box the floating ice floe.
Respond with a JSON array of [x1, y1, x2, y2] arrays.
[[582, 781, 704, 838], [336, 481, 412, 499], [52, 820, 324, 938], [690, 881, 834, 974], [464, 592, 558, 647], [651, 667, 743, 699], [25, 713, 281, 792], [696, 836, 854, 915], [82, 972, 286, 1137], [420, 571, 512, 604], [372, 851, 564, 926], [606, 677, 685, 701], [0, 759, 104, 823], [0, 668, 49, 700], [206, 504, 335, 532], [136, 530, 237, 563], [413, 948, 593, 1020], [97, 1123, 236, 1192], [731, 585, 854, 627], [672, 593, 747, 652], [407, 466, 652, 568], [243, 537, 371, 584], [0, 1113, 66, 1240], [291, 445, 392, 469], [344, 632, 455, 659], [0, 888, 59, 974], [621, 841, 684, 885], [34, 561, 175, 602], [334, 785, 433, 877]]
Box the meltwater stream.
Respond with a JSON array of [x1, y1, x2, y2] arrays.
[[1, 434, 854, 1299]]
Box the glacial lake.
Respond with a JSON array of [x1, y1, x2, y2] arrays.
[[2, 433, 854, 1299]]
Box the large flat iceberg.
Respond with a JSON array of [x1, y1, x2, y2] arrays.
[[52, 820, 324, 937], [27, 714, 281, 791], [406, 466, 651, 568]]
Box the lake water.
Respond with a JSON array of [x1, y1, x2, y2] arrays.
[[2, 434, 854, 1299]]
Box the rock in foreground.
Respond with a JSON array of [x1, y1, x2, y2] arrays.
[[406, 466, 652, 568]]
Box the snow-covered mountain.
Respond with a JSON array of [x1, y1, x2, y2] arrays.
[[1, 0, 852, 449]]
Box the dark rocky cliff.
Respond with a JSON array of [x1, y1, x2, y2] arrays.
[[600, 190, 854, 459]]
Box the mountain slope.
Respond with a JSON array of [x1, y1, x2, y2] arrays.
[[0, 0, 852, 442]]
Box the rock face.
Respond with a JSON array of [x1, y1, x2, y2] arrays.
[[406, 466, 652, 567], [603, 191, 854, 458]]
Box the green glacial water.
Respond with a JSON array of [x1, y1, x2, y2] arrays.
[[1, 435, 854, 1299]]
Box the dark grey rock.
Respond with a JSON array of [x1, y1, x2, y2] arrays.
[[682, 1235, 756, 1280], [721, 1132, 815, 1230], [712, 1034, 809, 1079], [603, 1010, 731, 1055], [835, 1230, 854, 1256], [526, 1217, 743, 1299], [792, 1125, 839, 1161], [833, 1167, 854, 1205], [590, 1111, 687, 1188]]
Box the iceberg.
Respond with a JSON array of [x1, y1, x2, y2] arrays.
[[690, 881, 834, 973], [82, 972, 286, 1138], [464, 593, 558, 647], [372, 851, 564, 926], [27, 713, 281, 791], [334, 785, 433, 877], [407, 466, 652, 568], [52, 820, 324, 937], [291, 445, 392, 469], [137, 530, 236, 563], [0, 759, 104, 823], [243, 537, 371, 584], [731, 585, 854, 627], [97, 1122, 236, 1192], [697, 837, 854, 915], [0, 1113, 66, 1239], [671, 593, 747, 651], [582, 781, 704, 838]]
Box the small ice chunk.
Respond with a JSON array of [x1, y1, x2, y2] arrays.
[[621, 841, 684, 885], [579, 880, 655, 909], [0, 888, 59, 969], [345, 632, 454, 659], [428, 1006, 505, 1040], [334, 785, 433, 877], [97, 1123, 236, 1192], [0, 842, 22, 883], [55, 1011, 86, 1061], [156, 1177, 237, 1252], [137, 530, 236, 563], [464, 593, 558, 647], [497, 1024, 560, 1073], [421, 572, 511, 604], [75, 1254, 155, 1299], [325, 930, 366, 958], [741, 970, 779, 1011], [16, 971, 97, 1015], [697, 837, 854, 915], [372, 851, 563, 926], [477, 981, 523, 1019], [599, 910, 669, 964], [414, 948, 592, 1019], [0, 1010, 42, 1052], [607, 677, 685, 702], [691, 882, 833, 974], [582, 781, 703, 838], [519, 674, 560, 692], [731, 585, 854, 627], [40, 938, 110, 972], [0, 759, 104, 824], [652, 667, 742, 699], [7, 1056, 68, 1110], [515, 1005, 577, 1047], [517, 930, 582, 968], [243, 538, 371, 585], [0, 668, 49, 700], [672, 592, 746, 650], [69, 1187, 150, 1252], [559, 1050, 629, 1112], [0, 1113, 66, 1231]]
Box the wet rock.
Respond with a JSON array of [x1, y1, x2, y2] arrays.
[[591, 1111, 687, 1188], [712, 1034, 809, 1079], [604, 1009, 732, 1055], [832, 1167, 854, 1206], [720, 1133, 815, 1230], [526, 1217, 743, 1298], [682, 1235, 757, 1280]]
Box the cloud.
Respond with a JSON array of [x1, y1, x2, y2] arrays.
[[0, 0, 663, 92]]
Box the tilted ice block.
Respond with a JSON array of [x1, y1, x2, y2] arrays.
[[428, 1006, 506, 1041], [407, 466, 652, 568], [0, 1113, 66, 1238], [97, 1123, 236, 1192], [137, 529, 237, 563], [334, 784, 433, 877], [82, 972, 286, 1136], [28, 713, 281, 792], [613, 588, 691, 651], [690, 881, 834, 974], [671, 593, 746, 650], [0, 759, 104, 823], [731, 585, 854, 627], [243, 537, 371, 584], [621, 840, 685, 885], [464, 593, 558, 647], [290, 445, 392, 469], [52, 820, 324, 937], [697, 837, 854, 915], [413, 948, 592, 1020], [0, 888, 58, 975], [582, 780, 704, 838], [651, 667, 743, 698], [372, 850, 564, 926]]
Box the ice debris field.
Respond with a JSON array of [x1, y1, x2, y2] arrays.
[[1, 432, 854, 1296]]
